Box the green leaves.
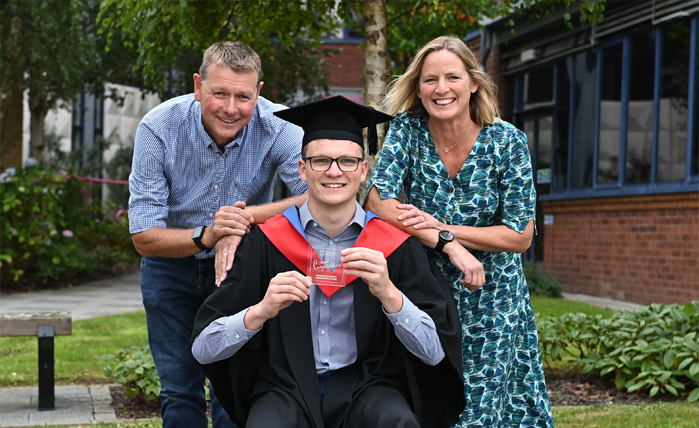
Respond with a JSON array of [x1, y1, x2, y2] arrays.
[[538, 302, 699, 402], [102, 344, 161, 402], [0, 164, 139, 287]]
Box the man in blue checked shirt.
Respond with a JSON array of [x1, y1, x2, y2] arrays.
[[128, 41, 308, 428]]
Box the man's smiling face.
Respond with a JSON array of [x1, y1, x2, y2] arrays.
[[194, 63, 262, 147], [299, 139, 367, 212]]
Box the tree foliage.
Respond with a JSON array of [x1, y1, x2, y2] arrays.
[[98, 0, 344, 103], [0, 0, 141, 161]]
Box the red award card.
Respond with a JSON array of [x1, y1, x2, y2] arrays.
[[307, 245, 345, 287]]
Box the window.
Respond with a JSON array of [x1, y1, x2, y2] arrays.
[[523, 66, 554, 107], [598, 43, 623, 185], [571, 51, 597, 189], [626, 32, 655, 184], [658, 19, 691, 182], [555, 60, 571, 191]]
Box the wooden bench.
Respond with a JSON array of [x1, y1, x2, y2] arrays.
[[0, 312, 72, 410]]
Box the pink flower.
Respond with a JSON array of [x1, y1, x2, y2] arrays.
[[62, 230, 74, 238]]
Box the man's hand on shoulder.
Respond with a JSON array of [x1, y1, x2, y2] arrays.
[[244, 271, 312, 330], [206, 201, 254, 248], [341, 247, 403, 314]]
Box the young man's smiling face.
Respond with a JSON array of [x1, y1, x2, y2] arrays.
[[299, 139, 367, 213], [193, 63, 262, 147]]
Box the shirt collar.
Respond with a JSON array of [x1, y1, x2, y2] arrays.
[[299, 200, 366, 233]]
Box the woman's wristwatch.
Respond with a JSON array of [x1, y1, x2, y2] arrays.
[[435, 229, 455, 253]]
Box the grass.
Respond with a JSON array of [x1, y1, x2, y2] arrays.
[[530, 296, 616, 319], [0, 311, 148, 387], [552, 402, 699, 428], [4, 296, 696, 428], [0, 297, 615, 387]]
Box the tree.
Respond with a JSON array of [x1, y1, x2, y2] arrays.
[[98, 0, 345, 103], [0, 0, 141, 165]]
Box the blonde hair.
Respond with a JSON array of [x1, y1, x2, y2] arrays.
[[382, 35, 499, 126], [199, 41, 262, 86]]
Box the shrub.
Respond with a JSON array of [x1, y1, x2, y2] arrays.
[[0, 165, 139, 287], [524, 263, 563, 297], [538, 302, 699, 402], [103, 344, 161, 401]]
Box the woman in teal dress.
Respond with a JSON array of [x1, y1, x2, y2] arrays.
[[365, 36, 554, 427]]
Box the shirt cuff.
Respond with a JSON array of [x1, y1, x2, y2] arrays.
[[383, 292, 421, 334], [224, 307, 263, 343]]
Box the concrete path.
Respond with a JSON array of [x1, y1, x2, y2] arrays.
[[0, 270, 143, 320], [0, 269, 642, 427], [0, 270, 143, 427], [0, 385, 117, 427]]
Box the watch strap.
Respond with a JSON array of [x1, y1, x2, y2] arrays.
[[193, 226, 210, 251]]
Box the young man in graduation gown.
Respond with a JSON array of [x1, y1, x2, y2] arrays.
[[191, 96, 465, 428]]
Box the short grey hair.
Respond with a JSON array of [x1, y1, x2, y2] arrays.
[[199, 41, 262, 85]]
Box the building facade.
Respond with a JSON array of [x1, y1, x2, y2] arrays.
[[482, 0, 698, 304]]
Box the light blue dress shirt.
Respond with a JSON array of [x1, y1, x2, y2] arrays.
[[128, 94, 308, 258], [192, 201, 445, 370]]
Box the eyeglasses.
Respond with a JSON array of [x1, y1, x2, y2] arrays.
[[304, 156, 363, 172]]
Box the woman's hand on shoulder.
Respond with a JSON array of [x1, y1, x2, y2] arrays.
[[396, 204, 445, 230], [442, 241, 485, 291]]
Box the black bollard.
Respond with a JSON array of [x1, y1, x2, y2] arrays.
[[38, 325, 55, 410]]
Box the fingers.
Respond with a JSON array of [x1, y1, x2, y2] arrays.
[[215, 235, 242, 286], [341, 247, 387, 285], [444, 241, 486, 291], [211, 202, 255, 241], [267, 272, 312, 301]]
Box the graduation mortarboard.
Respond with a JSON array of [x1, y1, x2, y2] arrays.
[[273, 96, 393, 156]]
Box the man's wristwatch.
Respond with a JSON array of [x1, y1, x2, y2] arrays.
[[192, 226, 211, 251], [435, 229, 455, 253]]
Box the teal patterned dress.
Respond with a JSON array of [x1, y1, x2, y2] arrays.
[[367, 113, 554, 427]]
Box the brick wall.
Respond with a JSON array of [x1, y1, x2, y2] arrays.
[[541, 193, 699, 305], [321, 43, 365, 88]]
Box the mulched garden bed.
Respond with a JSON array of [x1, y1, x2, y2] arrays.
[[109, 372, 688, 420], [545, 372, 687, 406]]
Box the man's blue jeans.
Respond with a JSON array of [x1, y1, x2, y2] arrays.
[[141, 256, 237, 428]]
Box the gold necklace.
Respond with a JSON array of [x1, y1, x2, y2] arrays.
[[429, 120, 473, 153]]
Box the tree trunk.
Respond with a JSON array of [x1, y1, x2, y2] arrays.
[[359, 0, 389, 202], [28, 91, 47, 163]]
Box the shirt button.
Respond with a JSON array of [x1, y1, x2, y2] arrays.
[[321, 330, 326, 335], [448, 185, 454, 192], [235, 333, 240, 339], [214, 185, 219, 190], [323, 300, 327, 305], [219, 157, 223, 161], [329, 240, 333, 245], [404, 318, 410, 324], [209, 213, 213, 218], [323, 359, 328, 363]]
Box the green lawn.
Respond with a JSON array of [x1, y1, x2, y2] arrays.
[[17, 403, 699, 428], [552, 402, 699, 428], [0, 296, 615, 387], [530, 296, 616, 319], [5, 297, 697, 428], [0, 311, 148, 387]]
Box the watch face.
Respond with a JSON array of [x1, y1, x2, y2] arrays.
[[193, 226, 204, 239], [439, 230, 454, 241]]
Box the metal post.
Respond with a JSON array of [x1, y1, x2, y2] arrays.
[[38, 325, 55, 410]]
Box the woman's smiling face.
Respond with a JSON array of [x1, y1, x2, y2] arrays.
[[417, 49, 479, 124]]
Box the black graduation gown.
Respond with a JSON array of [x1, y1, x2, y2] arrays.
[[191, 216, 465, 428]]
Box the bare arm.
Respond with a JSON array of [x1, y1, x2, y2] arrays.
[[214, 193, 309, 285], [364, 187, 485, 289], [366, 187, 533, 254], [243, 193, 308, 224]]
